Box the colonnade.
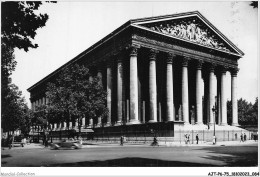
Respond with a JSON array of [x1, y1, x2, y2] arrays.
[[31, 47, 239, 131]]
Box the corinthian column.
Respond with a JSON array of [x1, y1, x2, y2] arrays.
[[196, 60, 203, 124], [106, 63, 112, 126], [220, 66, 227, 126], [209, 63, 216, 125], [148, 49, 158, 123], [116, 55, 124, 125], [182, 57, 189, 124], [231, 68, 239, 126], [89, 75, 93, 127], [129, 46, 140, 124], [96, 67, 103, 127], [166, 53, 175, 122], [97, 68, 103, 86]]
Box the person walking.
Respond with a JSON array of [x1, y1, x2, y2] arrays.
[[187, 134, 190, 144], [8, 135, 14, 149], [120, 136, 124, 146], [213, 135, 216, 145], [244, 133, 247, 141], [240, 133, 244, 142], [196, 134, 199, 144]]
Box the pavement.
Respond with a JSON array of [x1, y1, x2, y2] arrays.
[[1, 140, 258, 150]]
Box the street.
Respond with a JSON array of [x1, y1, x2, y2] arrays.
[[1, 143, 258, 167]]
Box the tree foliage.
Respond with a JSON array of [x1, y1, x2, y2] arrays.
[[227, 98, 258, 125], [1, 83, 28, 132], [250, 1, 258, 8], [1, 1, 53, 133], [1, 1, 49, 52], [45, 64, 108, 127]]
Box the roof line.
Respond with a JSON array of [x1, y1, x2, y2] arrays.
[[28, 11, 244, 92], [27, 21, 132, 92]]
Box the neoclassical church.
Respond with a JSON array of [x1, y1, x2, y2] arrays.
[[28, 11, 244, 137]]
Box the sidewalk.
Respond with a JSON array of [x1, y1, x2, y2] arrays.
[[160, 139, 258, 147], [1, 143, 45, 150], [1, 140, 258, 150]]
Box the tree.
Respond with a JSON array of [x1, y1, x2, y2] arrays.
[[1, 83, 28, 133], [1, 1, 50, 52], [227, 98, 258, 125], [45, 64, 108, 133], [249, 97, 258, 125], [1, 1, 54, 134], [250, 1, 258, 8]]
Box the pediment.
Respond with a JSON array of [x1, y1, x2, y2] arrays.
[[131, 12, 243, 56]]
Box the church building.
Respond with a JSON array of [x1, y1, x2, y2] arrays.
[[27, 11, 244, 140]]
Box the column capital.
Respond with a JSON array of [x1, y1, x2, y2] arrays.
[[129, 46, 138, 57], [107, 61, 113, 68], [209, 63, 217, 72], [231, 67, 239, 77], [166, 52, 176, 64], [182, 56, 190, 67], [196, 60, 203, 69], [149, 48, 159, 61], [116, 53, 124, 63], [97, 63, 105, 72], [220, 65, 229, 73]]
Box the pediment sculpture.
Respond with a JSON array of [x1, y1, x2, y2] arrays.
[[143, 19, 231, 52]]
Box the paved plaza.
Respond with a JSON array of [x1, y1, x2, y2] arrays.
[[1, 140, 258, 167]]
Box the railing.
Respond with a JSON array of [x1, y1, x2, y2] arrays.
[[91, 129, 254, 144]]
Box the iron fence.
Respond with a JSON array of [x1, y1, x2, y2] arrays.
[[90, 129, 254, 144]]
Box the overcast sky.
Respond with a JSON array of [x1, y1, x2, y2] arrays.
[[11, 1, 258, 107]]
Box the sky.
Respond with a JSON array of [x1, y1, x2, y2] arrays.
[[11, 1, 258, 108]]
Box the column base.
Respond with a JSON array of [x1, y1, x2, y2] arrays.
[[196, 122, 203, 125], [95, 123, 102, 128], [114, 121, 122, 126], [81, 125, 86, 129], [127, 120, 140, 125], [184, 121, 190, 125], [148, 120, 157, 123], [231, 123, 239, 126], [220, 123, 228, 126], [104, 123, 111, 127]]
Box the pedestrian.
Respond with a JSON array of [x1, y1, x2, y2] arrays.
[[45, 134, 49, 147], [251, 133, 254, 140], [196, 134, 199, 144], [187, 134, 190, 144], [240, 133, 244, 142], [244, 133, 247, 141], [213, 135, 216, 145], [43, 133, 46, 146], [184, 134, 187, 144], [235, 133, 237, 140], [120, 136, 124, 146], [8, 135, 14, 149]]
